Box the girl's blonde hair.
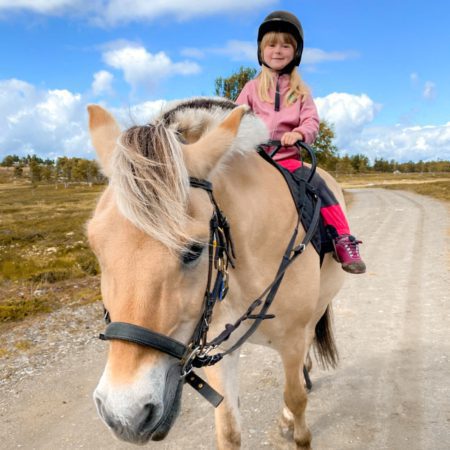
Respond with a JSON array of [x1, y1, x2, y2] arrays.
[[258, 31, 310, 105]]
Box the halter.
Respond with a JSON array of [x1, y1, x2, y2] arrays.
[[99, 142, 321, 408]]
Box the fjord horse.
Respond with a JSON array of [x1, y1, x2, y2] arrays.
[[88, 98, 346, 449]]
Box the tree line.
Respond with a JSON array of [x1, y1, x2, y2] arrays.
[[0, 154, 106, 184], [2, 139, 449, 183]]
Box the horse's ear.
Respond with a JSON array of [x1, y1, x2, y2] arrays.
[[87, 105, 121, 177], [183, 105, 249, 178]]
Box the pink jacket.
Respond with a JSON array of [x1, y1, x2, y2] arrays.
[[236, 74, 320, 163]]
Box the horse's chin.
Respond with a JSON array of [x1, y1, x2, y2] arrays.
[[151, 389, 182, 441], [149, 385, 182, 441], [146, 364, 186, 442]]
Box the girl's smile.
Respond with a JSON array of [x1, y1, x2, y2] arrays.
[[262, 42, 295, 71]]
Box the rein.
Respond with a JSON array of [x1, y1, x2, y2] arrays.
[[99, 142, 321, 408]]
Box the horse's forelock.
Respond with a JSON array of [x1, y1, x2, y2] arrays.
[[110, 121, 191, 251], [108, 98, 268, 250]]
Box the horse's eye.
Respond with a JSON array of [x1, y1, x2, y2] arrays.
[[181, 243, 204, 266]]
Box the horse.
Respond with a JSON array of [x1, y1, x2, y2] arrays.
[[87, 97, 346, 449]]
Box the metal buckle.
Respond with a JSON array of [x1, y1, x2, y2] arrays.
[[219, 270, 229, 300], [181, 344, 217, 376], [181, 345, 201, 377], [293, 243, 306, 254]]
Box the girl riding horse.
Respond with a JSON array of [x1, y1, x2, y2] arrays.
[[236, 10, 366, 274]]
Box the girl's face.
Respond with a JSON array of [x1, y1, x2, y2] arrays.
[[262, 34, 295, 72]]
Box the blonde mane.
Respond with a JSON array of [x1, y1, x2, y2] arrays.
[[109, 98, 268, 251]]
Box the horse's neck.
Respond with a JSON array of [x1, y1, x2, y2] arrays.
[[212, 152, 300, 296], [214, 151, 296, 233]]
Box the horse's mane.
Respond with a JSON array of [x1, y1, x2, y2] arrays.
[[110, 97, 268, 251]]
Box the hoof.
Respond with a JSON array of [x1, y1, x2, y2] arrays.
[[295, 430, 312, 450]]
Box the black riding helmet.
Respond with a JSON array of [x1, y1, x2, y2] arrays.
[[257, 10, 304, 72]]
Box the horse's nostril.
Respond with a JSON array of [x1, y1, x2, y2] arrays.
[[137, 402, 157, 434], [143, 402, 155, 422]]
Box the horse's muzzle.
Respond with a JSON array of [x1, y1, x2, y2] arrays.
[[94, 363, 184, 443]]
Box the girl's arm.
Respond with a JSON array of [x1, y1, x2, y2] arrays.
[[292, 95, 320, 144]]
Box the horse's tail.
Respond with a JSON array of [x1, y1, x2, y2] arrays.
[[313, 305, 339, 369]]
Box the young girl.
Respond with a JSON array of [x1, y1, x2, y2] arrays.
[[236, 10, 366, 274]]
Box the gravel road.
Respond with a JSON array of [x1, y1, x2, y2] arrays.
[[1, 188, 449, 450]]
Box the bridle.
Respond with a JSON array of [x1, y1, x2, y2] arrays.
[[99, 141, 321, 408]]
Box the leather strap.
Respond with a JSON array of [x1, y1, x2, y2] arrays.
[[185, 371, 223, 407], [100, 322, 186, 360]]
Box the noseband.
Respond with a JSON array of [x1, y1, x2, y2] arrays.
[[99, 143, 321, 408]]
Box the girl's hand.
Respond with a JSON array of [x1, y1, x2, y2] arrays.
[[281, 131, 303, 146]]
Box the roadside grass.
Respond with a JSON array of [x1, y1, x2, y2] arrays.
[[337, 172, 450, 202], [0, 182, 104, 324], [377, 181, 450, 202]]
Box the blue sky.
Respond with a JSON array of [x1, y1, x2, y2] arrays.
[[0, 0, 449, 162]]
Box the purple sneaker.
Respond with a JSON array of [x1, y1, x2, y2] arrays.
[[333, 234, 366, 274]]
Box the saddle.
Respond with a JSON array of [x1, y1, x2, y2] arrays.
[[257, 148, 335, 265]]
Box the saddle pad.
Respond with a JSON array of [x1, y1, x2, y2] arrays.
[[257, 150, 334, 262]]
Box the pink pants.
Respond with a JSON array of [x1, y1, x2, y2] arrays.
[[279, 159, 350, 236]]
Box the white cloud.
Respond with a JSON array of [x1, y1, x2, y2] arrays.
[[410, 73, 437, 101], [315, 93, 381, 147], [0, 0, 77, 13], [302, 48, 358, 65], [102, 44, 200, 92], [92, 70, 114, 96], [210, 40, 256, 62], [111, 100, 167, 129], [315, 91, 450, 162], [0, 0, 276, 24], [353, 123, 450, 162], [422, 81, 436, 100], [180, 48, 206, 59], [410, 72, 419, 86], [0, 77, 169, 160], [179, 41, 256, 64], [0, 0, 101, 18], [98, 0, 275, 25], [0, 78, 88, 159]]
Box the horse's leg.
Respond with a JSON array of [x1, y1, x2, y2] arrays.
[[279, 346, 312, 450], [203, 350, 241, 450]]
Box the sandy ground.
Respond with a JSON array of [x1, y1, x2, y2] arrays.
[[1, 188, 449, 450]]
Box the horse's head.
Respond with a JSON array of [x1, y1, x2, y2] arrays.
[[87, 100, 267, 443]]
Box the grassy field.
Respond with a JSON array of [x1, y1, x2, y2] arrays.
[[337, 172, 450, 202], [1, 170, 449, 326], [0, 179, 104, 324]]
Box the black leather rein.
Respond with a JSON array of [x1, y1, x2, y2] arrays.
[[99, 145, 321, 408]]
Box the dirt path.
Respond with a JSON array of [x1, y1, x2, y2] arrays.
[[1, 188, 449, 450]]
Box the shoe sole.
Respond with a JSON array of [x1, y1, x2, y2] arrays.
[[342, 262, 366, 274]]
